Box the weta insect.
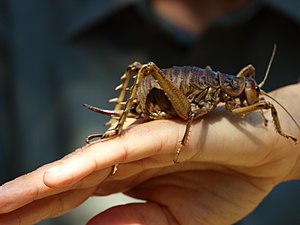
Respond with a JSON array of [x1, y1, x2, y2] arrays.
[[84, 45, 299, 170]]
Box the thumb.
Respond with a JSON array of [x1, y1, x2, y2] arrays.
[[86, 202, 176, 225]]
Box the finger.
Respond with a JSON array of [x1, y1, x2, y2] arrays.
[[0, 120, 182, 214], [0, 163, 111, 214], [0, 187, 95, 225], [42, 109, 279, 189], [0, 163, 62, 213], [124, 170, 273, 225], [43, 120, 183, 188], [86, 202, 178, 225]]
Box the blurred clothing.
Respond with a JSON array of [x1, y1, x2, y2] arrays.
[[0, 0, 300, 224]]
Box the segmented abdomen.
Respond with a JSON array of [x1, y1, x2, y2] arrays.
[[134, 66, 221, 119], [137, 66, 219, 100]]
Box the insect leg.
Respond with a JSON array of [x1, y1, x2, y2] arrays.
[[174, 114, 195, 163], [145, 62, 191, 120], [144, 62, 199, 162], [231, 101, 297, 143], [106, 62, 142, 129], [114, 62, 192, 144], [111, 63, 158, 137], [85, 62, 142, 143], [259, 109, 268, 126]]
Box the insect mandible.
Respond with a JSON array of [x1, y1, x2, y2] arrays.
[[84, 45, 299, 169]]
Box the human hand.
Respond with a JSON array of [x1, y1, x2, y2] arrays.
[[0, 83, 299, 225]]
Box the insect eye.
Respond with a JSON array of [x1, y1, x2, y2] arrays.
[[130, 105, 137, 114], [255, 85, 260, 96], [245, 80, 260, 104]]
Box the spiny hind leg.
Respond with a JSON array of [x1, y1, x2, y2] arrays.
[[111, 62, 142, 111], [141, 62, 195, 162], [106, 62, 142, 129], [113, 63, 154, 135], [114, 62, 193, 167], [85, 62, 142, 143], [109, 63, 157, 175]]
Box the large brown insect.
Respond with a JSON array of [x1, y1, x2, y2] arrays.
[[84, 46, 299, 169]]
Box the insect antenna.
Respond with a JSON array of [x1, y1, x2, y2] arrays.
[[259, 44, 277, 88], [258, 44, 300, 130]]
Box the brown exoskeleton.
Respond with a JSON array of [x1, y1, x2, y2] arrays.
[[84, 45, 299, 172]]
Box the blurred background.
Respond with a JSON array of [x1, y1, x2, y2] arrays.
[[1, 0, 300, 224]]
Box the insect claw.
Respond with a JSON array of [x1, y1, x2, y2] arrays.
[[85, 133, 104, 143], [291, 136, 298, 144]]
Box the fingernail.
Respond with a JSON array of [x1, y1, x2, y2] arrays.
[[43, 165, 65, 188]]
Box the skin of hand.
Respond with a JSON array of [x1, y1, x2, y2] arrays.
[[0, 83, 299, 225]]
